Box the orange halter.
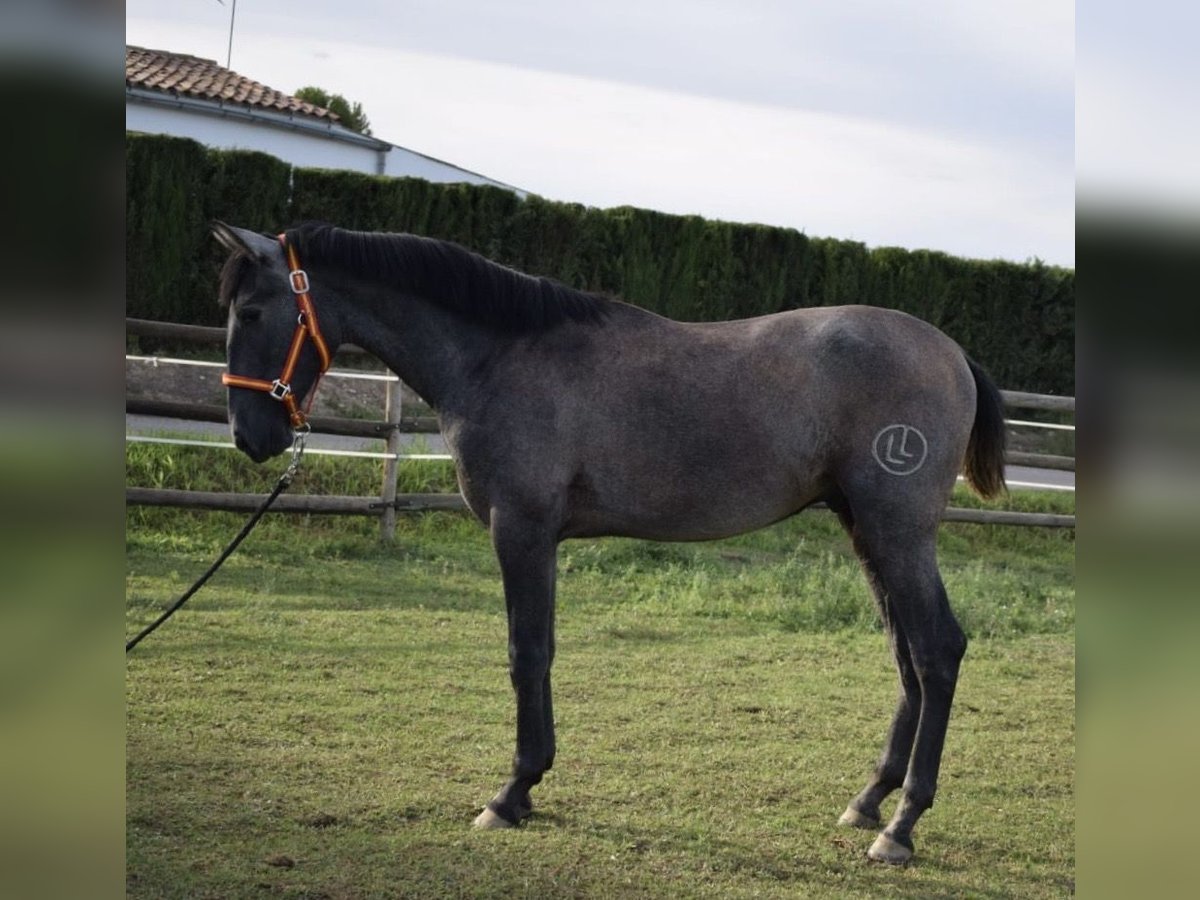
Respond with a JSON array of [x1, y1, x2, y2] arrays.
[[221, 236, 333, 430]]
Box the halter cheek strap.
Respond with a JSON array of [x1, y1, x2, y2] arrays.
[[221, 236, 333, 429]]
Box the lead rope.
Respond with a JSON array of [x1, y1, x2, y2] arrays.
[[125, 428, 309, 653]]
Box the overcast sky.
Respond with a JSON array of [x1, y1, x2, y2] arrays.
[[127, 1, 1074, 266]]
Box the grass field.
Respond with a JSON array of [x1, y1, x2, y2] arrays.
[[126, 452, 1074, 898]]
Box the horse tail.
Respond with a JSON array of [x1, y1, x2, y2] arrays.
[[963, 355, 1007, 499]]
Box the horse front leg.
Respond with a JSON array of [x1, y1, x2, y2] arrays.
[[473, 510, 558, 829]]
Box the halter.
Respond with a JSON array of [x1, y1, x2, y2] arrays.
[[221, 235, 333, 430]]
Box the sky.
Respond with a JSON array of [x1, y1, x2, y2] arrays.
[[127, 0, 1075, 266]]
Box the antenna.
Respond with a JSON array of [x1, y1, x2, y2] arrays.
[[215, 0, 238, 69], [227, 0, 238, 69]]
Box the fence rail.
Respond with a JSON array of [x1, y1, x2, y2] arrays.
[[126, 487, 465, 515], [127, 317, 1075, 529], [127, 397, 440, 437], [126, 487, 1073, 528], [997, 390, 1075, 414]]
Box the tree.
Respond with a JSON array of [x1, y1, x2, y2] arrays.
[[294, 86, 373, 136]]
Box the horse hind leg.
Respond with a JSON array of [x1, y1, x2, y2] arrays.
[[838, 612, 921, 833], [868, 560, 966, 865], [830, 495, 967, 863], [873, 564, 964, 868], [828, 496, 919, 832]]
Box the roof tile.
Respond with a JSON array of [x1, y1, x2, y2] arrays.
[[125, 45, 340, 123]]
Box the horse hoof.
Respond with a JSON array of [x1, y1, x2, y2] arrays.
[[867, 833, 913, 865], [838, 806, 881, 830], [473, 807, 515, 829]]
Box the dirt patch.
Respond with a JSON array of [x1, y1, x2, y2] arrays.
[[300, 812, 340, 829]]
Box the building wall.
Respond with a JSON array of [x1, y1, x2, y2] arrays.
[[125, 99, 521, 193], [126, 102, 382, 174], [379, 145, 508, 188]]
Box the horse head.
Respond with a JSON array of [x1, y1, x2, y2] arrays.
[[213, 222, 334, 462]]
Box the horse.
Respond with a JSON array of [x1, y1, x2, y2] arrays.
[[212, 221, 1007, 864]]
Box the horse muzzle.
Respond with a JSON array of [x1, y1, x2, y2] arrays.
[[230, 413, 292, 463]]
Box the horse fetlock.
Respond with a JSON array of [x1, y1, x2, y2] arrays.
[[849, 778, 897, 822], [896, 786, 935, 815], [511, 755, 548, 782], [872, 764, 908, 794], [475, 784, 534, 829]]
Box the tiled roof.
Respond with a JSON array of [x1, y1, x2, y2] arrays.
[[126, 45, 340, 123]]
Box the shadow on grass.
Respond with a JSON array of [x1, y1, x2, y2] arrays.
[[419, 809, 1043, 900]]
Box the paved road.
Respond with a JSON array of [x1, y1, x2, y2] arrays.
[[128, 414, 1073, 491], [1004, 465, 1074, 491]]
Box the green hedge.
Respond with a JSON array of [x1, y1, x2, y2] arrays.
[[126, 136, 291, 324], [126, 133, 1074, 393], [126, 135, 207, 324]]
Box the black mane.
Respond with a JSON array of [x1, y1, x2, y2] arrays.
[[285, 224, 611, 333]]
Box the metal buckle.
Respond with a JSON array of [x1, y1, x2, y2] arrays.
[[269, 379, 292, 400], [284, 426, 309, 481], [289, 269, 310, 294]]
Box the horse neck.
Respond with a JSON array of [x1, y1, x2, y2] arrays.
[[335, 281, 497, 414]]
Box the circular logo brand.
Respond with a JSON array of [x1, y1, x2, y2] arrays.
[[872, 424, 928, 475]]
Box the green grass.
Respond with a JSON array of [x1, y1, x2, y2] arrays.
[[127, 447, 1074, 897], [126, 436, 458, 497]]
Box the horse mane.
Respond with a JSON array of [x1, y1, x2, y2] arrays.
[[284, 223, 611, 333]]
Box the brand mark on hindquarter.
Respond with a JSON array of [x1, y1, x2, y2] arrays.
[[872, 424, 928, 475]]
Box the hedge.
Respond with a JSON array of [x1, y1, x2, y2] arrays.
[[126, 133, 1074, 393]]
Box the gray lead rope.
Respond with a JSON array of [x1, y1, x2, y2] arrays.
[[125, 431, 308, 653]]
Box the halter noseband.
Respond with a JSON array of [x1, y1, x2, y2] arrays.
[[221, 235, 333, 430]]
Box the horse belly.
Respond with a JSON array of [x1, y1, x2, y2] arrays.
[[564, 445, 826, 542]]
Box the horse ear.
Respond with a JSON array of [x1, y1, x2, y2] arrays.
[[211, 221, 277, 262]]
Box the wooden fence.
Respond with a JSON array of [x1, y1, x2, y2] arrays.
[[126, 318, 1076, 531]]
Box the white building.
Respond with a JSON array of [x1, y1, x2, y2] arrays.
[[125, 46, 524, 194]]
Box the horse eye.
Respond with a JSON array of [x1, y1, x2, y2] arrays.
[[237, 306, 262, 324]]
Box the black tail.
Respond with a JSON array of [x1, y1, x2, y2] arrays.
[[963, 356, 1007, 499]]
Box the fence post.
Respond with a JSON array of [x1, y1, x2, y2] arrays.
[[379, 372, 402, 541]]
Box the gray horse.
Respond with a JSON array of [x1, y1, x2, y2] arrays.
[[214, 222, 1007, 864]]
